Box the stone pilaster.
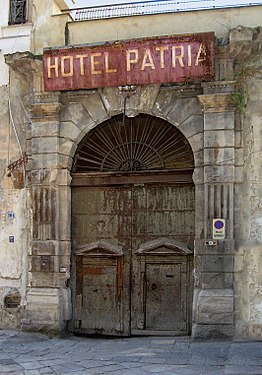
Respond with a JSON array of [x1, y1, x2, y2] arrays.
[[193, 82, 236, 339], [23, 94, 72, 334]]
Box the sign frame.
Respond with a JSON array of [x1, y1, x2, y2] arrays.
[[43, 32, 215, 91]]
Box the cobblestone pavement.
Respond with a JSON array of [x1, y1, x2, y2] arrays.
[[0, 330, 262, 374]]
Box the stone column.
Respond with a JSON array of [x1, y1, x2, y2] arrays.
[[22, 93, 72, 334], [193, 82, 236, 338]]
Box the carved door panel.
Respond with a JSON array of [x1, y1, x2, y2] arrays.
[[71, 186, 131, 336], [131, 183, 194, 334], [145, 260, 190, 332], [145, 263, 181, 330], [79, 257, 123, 334]]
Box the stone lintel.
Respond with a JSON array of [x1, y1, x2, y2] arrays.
[[198, 93, 235, 113]]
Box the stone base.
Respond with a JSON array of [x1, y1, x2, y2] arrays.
[[22, 287, 72, 335], [192, 323, 234, 339], [235, 322, 262, 340], [0, 308, 23, 330], [192, 288, 234, 339]]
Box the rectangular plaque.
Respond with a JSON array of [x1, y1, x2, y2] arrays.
[[43, 32, 214, 91]]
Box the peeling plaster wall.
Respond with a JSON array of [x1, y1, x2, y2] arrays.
[[0, 175, 29, 329], [0, 0, 32, 328], [0, 82, 29, 329], [235, 69, 262, 338], [235, 246, 262, 338]]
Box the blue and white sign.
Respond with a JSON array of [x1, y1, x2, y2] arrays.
[[212, 219, 225, 239]]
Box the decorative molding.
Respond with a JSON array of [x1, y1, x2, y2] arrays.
[[61, 90, 97, 100], [136, 238, 192, 256], [34, 92, 61, 103], [75, 240, 123, 257], [201, 81, 235, 94], [161, 83, 202, 96]]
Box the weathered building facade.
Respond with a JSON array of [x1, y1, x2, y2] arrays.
[[0, 0, 262, 339]]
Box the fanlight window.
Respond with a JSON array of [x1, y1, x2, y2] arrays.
[[73, 114, 194, 173], [9, 0, 27, 25]]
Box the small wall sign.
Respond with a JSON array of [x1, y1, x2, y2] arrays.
[[9, 235, 15, 243], [7, 211, 15, 220], [212, 219, 225, 240]]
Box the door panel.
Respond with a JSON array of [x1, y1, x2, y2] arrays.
[[81, 258, 119, 333], [145, 263, 183, 331], [131, 183, 194, 334], [72, 187, 132, 247], [132, 184, 195, 242], [71, 186, 132, 336]]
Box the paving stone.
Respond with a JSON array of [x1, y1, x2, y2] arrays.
[[77, 359, 117, 369], [142, 363, 185, 373], [224, 365, 262, 374], [50, 361, 86, 374], [229, 345, 262, 365], [121, 362, 146, 369], [0, 364, 23, 373], [190, 345, 229, 365], [76, 364, 123, 374], [0, 330, 262, 375], [171, 365, 225, 374], [39, 368, 56, 374], [111, 369, 150, 375], [39, 358, 70, 367], [165, 353, 192, 365], [19, 361, 43, 369], [0, 359, 19, 366]]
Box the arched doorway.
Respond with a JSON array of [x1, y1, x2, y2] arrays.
[[70, 114, 195, 336]]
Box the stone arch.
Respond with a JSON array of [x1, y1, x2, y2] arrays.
[[60, 86, 203, 173], [72, 113, 195, 173]]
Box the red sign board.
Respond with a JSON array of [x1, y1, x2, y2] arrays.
[[43, 33, 214, 91]]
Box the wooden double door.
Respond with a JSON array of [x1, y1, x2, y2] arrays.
[[71, 174, 195, 336]]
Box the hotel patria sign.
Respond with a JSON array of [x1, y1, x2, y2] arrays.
[[43, 32, 214, 91]]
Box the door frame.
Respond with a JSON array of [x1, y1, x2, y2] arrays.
[[70, 169, 195, 336]]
